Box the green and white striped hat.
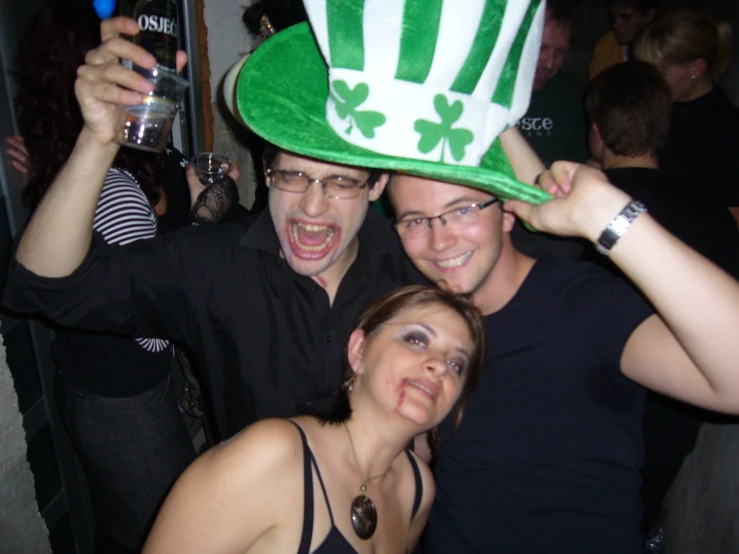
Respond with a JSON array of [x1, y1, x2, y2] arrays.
[[237, 0, 550, 203]]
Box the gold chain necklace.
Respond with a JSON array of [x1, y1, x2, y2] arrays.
[[343, 422, 389, 540]]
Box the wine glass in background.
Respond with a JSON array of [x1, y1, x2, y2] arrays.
[[189, 152, 232, 185]]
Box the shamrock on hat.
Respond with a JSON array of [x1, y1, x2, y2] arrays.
[[237, 0, 551, 203]]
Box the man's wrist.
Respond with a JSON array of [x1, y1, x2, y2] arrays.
[[577, 186, 632, 243], [77, 127, 121, 154], [595, 200, 648, 256], [60, 128, 121, 189], [74, 128, 121, 166]]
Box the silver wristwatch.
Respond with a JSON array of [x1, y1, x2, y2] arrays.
[[595, 200, 647, 256]]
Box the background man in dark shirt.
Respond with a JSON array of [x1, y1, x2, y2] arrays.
[[512, 0, 588, 261], [589, 0, 659, 79], [583, 59, 739, 543], [518, 0, 588, 167]]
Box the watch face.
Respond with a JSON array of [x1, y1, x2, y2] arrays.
[[596, 200, 646, 255]]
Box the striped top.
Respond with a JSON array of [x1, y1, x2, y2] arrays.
[[93, 169, 170, 353]]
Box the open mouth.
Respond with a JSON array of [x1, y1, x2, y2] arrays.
[[405, 378, 437, 401], [289, 222, 337, 256], [435, 251, 472, 269]]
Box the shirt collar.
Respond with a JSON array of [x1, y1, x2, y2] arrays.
[[238, 209, 281, 254]]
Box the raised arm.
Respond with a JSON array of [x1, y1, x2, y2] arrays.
[[505, 162, 739, 413], [498, 126, 546, 186], [15, 17, 185, 277]]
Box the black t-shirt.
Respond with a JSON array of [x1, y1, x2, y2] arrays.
[[659, 86, 739, 207], [517, 72, 589, 166], [425, 259, 653, 554]]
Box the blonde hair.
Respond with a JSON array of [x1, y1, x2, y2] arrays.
[[633, 9, 733, 81]]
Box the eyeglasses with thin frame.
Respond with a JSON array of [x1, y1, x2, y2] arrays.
[[393, 198, 501, 239], [266, 168, 370, 199]]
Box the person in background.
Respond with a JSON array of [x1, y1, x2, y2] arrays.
[[512, 0, 588, 261], [583, 59, 739, 551], [633, 9, 739, 224], [518, 0, 588, 167], [589, 0, 659, 79], [12, 1, 242, 551], [143, 285, 484, 554], [4, 135, 29, 175]]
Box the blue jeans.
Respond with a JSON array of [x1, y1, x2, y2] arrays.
[[56, 371, 196, 550]]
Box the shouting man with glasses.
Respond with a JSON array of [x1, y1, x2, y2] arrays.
[[1, 17, 426, 441], [260, 150, 389, 301]]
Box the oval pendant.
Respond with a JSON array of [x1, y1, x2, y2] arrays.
[[350, 494, 378, 540]]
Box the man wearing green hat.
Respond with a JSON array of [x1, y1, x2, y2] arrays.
[[2, 0, 548, 443], [234, 0, 739, 551]]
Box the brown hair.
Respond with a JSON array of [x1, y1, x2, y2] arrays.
[[327, 285, 485, 433], [546, 0, 575, 29], [633, 9, 733, 81], [15, 0, 163, 212], [584, 61, 672, 156]]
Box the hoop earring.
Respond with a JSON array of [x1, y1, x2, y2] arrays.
[[342, 373, 357, 392]]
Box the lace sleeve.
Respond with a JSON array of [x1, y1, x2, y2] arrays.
[[188, 176, 240, 225]]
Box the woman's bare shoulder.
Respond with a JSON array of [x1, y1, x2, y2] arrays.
[[143, 419, 307, 553], [209, 418, 305, 473]]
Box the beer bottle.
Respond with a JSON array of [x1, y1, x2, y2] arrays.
[[121, 0, 178, 77]]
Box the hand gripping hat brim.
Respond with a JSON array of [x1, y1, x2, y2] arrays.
[[237, 4, 550, 204]]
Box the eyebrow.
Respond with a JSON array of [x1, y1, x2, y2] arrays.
[[454, 349, 472, 364], [276, 167, 363, 179], [395, 196, 487, 221]]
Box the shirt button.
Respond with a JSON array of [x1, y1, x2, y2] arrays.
[[326, 332, 334, 343]]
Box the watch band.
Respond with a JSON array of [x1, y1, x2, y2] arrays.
[[595, 200, 647, 256]]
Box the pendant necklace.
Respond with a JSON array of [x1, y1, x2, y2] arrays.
[[343, 422, 389, 540]]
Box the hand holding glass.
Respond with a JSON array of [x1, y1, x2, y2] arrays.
[[117, 71, 189, 153], [189, 153, 233, 185]]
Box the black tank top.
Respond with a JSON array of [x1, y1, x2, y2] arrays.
[[290, 421, 423, 554]]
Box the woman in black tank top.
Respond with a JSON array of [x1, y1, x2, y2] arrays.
[[143, 286, 485, 554]]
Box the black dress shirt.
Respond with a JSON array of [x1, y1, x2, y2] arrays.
[[2, 209, 425, 438]]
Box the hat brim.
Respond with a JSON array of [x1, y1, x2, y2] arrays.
[[237, 23, 550, 204]]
